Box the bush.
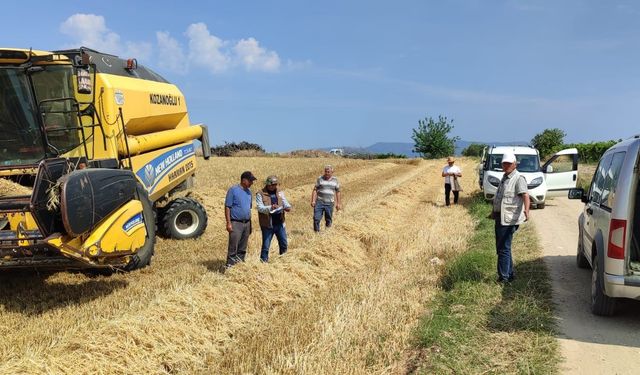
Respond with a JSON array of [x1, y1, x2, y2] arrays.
[[211, 141, 265, 157], [556, 141, 618, 163], [461, 143, 487, 157], [287, 149, 333, 158], [531, 128, 566, 159], [374, 153, 407, 159]]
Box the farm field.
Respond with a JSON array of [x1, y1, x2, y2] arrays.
[[0, 157, 477, 374]]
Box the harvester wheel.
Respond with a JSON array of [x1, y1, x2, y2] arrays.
[[123, 185, 156, 271], [160, 198, 208, 239]]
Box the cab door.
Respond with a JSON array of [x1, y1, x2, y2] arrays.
[[543, 148, 579, 197], [478, 146, 487, 189]]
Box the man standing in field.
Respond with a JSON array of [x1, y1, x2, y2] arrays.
[[441, 156, 462, 206], [225, 171, 257, 267], [492, 152, 530, 283], [256, 175, 292, 262], [311, 165, 341, 232]]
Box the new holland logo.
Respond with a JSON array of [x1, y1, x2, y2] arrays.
[[144, 164, 155, 187]]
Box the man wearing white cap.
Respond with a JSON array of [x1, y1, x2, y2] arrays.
[[491, 152, 530, 283]]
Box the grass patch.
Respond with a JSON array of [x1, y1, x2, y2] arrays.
[[414, 193, 559, 374]]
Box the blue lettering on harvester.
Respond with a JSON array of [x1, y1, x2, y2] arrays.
[[123, 213, 144, 232], [136, 144, 195, 192]]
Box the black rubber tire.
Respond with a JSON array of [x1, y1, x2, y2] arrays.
[[576, 228, 590, 269], [122, 185, 156, 271], [591, 252, 616, 316], [537, 202, 545, 209], [160, 198, 208, 239]]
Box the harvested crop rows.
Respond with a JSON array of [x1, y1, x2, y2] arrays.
[[0, 157, 476, 374]]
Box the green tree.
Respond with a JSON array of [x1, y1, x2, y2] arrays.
[[531, 128, 566, 159], [412, 115, 460, 159], [461, 143, 488, 157]]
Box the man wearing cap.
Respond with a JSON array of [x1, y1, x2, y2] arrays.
[[311, 165, 341, 232], [224, 171, 257, 267], [492, 152, 530, 283], [256, 175, 292, 262], [442, 156, 462, 206]]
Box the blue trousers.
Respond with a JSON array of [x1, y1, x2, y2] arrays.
[[313, 202, 334, 232], [260, 223, 288, 262], [495, 221, 519, 281]]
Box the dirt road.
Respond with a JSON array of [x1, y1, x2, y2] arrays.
[[532, 197, 640, 374]]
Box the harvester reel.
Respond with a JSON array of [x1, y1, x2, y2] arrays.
[[159, 198, 207, 239]]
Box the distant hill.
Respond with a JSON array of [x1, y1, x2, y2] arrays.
[[365, 142, 420, 157], [321, 140, 530, 157]]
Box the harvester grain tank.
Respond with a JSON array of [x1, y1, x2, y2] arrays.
[[0, 47, 210, 270]]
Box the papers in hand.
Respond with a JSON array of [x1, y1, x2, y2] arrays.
[[269, 207, 283, 214]]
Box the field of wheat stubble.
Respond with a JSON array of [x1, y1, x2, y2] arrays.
[[0, 157, 477, 374]]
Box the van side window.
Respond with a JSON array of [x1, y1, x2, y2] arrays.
[[589, 153, 613, 205], [601, 152, 626, 209]]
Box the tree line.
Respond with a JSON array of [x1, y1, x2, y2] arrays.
[[411, 117, 618, 163]]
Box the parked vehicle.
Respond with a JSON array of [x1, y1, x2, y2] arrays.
[[569, 135, 640, 316], [0, 47, 210, 271], [479, 146, 579, 208], [329, 148, 344, 156]]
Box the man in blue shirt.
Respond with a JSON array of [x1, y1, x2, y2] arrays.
[[225, 171, 257, 267]]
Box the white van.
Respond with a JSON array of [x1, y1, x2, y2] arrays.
[[479, 146, 579, 208], [569, 136, 640, 315]]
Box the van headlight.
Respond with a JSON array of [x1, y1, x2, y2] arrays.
[[488, 176, 501, 187], [528, 177, 543, 189]]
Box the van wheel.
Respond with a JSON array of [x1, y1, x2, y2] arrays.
[[576, 245, 590, 269], [537, 202, 545, 209], [591, 253, 616, 316], [576, 228, 590, 269], [123, 185, 156, 271], [160, 198, 208, 239]]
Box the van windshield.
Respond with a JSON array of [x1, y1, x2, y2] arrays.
[[489, 154, 540, 173]]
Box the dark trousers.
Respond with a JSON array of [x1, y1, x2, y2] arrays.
[[313, 201, 334, 232], [227, 221, 251, 266], [495, 220, 519, 281], [260, 223, 288, 262], [444, 183, 459, 206]]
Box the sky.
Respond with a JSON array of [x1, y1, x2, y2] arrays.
[[2, 0, 640, 151]]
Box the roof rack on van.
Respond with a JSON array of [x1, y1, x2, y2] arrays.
[[489, 143, 533, 148]]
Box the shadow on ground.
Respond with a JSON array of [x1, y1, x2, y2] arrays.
[[0, 270, 128, 315]]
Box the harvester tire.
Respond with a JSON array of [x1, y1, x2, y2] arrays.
[[160, 198, 208, 239], [123, 185, 156, 271]]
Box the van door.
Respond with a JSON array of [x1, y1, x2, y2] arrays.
[[543, 148, 579, 197], [479, 146, 487, 189]]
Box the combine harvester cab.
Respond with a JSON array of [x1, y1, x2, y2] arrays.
[[0, 47, 210, 270]]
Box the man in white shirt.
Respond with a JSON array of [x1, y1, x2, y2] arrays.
[[441, 156, 462, 206]]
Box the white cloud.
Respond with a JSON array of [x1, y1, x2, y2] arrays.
[[233, 38, 281, 72], [156, 31, 187, 74], [60, 13, 151, 60], [60, 15, 290, 75], [60, 14, 120, 54], [185, 22, 230, 73]]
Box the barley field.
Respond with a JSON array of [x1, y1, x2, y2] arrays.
[[0, 157, 477, 374]]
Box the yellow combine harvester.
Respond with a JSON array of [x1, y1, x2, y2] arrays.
[[0, 47, 210, 270]]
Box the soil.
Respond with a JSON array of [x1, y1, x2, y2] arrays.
[[531, 197, 640, 374]]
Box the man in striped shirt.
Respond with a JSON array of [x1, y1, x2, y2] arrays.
[[311, 165, 342, 232]]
